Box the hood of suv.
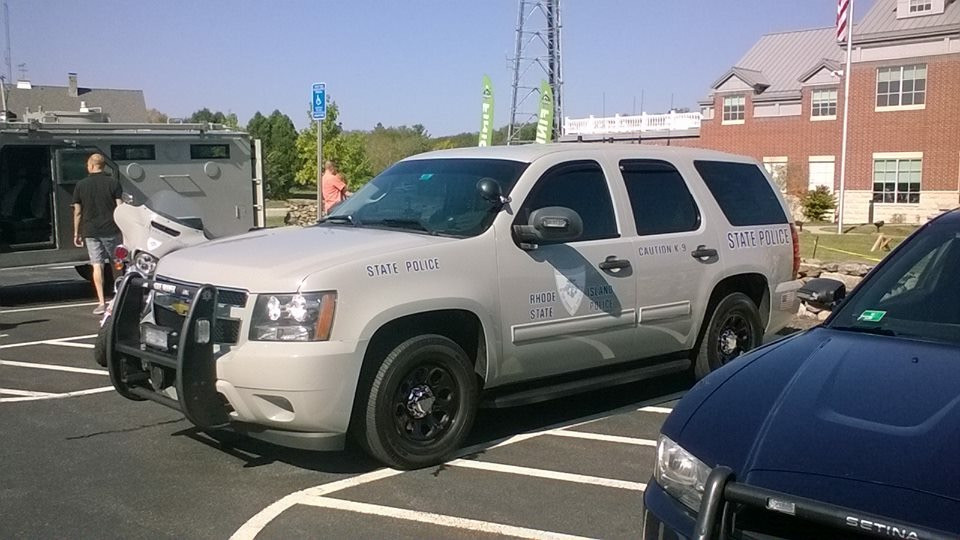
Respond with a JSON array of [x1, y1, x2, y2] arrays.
[[673, 327, 960, 509], [155, 225, 450, 291]]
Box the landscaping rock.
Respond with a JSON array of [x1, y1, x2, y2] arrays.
[[838, 262, 872, 276], [819, 271, 862, 291]]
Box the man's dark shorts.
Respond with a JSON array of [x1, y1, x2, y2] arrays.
[[85, 234, 122, 264]]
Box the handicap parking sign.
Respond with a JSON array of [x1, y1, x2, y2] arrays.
[[312, 83, 326, 120]]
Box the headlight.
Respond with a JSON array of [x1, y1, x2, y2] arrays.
[[134, 252, 158, 276], [249, 292, 337, 342], [654, 435, 712, 512]]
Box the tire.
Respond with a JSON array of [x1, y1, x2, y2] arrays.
[[93, 317, 109, 367], [360, 335, 478, 470], [693, 292, 762, 380], [75, 263, 115, 284]]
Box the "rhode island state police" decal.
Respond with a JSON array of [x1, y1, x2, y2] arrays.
[[554, 267, 585, 316]]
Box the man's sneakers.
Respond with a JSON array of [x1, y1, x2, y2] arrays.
[[93, 304, 106, 315]]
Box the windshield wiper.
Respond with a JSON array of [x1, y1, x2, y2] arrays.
[[831, 325, 898, 337], [367, 218, 430, 232], [321, 215, 356, 225]]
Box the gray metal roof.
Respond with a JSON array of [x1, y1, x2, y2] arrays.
[[711, 67, 770, 92], [709, 27, 844, 98], [856, 0, 960, 42], [3, 84, 148, 122]]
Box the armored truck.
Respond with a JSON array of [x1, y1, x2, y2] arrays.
[[0, 113, 264, 277]]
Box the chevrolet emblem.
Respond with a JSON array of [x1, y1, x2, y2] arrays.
[[171, 301, 190, 316]]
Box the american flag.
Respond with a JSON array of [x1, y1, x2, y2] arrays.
[[837, 0, 851, 42]]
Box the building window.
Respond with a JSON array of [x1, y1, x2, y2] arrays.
[[722, 95, 745, 124], [111, 144, 155, 161], [762, 157, 788, 193], [909, 0, 932, 12], [811, 88, 837, 119], [873, 157, 921, 204], [876, 64, 926, 110]]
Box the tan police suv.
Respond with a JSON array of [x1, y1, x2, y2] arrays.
[[105, 143, 801, 469]]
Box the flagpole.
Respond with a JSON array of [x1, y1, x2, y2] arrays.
[[837, 0, 854, 234]]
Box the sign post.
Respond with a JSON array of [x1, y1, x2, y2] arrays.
[[312, 83, 327, 220]]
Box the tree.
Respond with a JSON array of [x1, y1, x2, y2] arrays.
[[146, 108, 168, 123], [364, 123, 432, 174], [801, 186, 837, 222], [295, 101, 373, 190], [189, 108, 239, 129], [247, 110, 299, 198]]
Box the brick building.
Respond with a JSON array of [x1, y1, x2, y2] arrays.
[[698, 0, 960, 224]]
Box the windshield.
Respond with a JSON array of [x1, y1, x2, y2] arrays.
[[326, 158, 528, 237], [829, 221, 960, 345]]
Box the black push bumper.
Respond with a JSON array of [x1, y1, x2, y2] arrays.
[[692, 466, 955, 540], [105, 273, 231, 429]]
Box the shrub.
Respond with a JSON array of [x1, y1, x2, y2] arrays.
[[801, 186, 837, 222]]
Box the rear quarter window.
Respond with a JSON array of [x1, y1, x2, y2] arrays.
[[694, 160, 787, 226]]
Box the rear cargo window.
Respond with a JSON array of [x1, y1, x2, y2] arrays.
[[694, 161, 787, 226], [190, 144, 230, 159], [110, 144, 155, 161]]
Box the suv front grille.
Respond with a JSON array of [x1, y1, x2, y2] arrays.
[[152, 277, 248, 345]]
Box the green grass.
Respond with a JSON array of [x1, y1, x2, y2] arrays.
[[798, 231, 901, 264], [266, 214, 288, 228]]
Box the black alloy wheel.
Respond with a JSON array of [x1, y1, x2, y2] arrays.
[[360, 334, 478, 469], [694, 292, 762, 380]]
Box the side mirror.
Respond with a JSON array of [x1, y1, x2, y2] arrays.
[[477, 178, 510, 207], [798, 278, 846, 311], [513, 206, 583, 249]]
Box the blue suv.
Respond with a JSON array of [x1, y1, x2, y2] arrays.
[[643, 209, 960, 539]]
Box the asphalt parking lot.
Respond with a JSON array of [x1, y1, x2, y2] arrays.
[[2, 268, 791, 539]]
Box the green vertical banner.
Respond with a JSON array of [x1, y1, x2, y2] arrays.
[[478, 75, 494, 147], [535, 80, 554, 144]]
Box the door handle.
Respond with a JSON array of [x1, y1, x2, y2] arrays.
[[691, 245, 718, 260], [599, 256, 631, 271]]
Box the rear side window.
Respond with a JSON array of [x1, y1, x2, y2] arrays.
[[694, 161, 787, 226], [621, 160, 700, 235], [519, 160, 618, 241]]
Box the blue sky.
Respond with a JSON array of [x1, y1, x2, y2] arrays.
[[8, 0, 872, 135]]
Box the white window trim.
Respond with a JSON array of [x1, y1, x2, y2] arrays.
[[809, 155, 836, 162], [872, 153, 923, 205], [762, 156, 788, 163], [876, 103, 926, 112], [810, 88, 839, 121], [873, 151, 923, 160], [875, 65, 927, 112], [721, 94, 746, 125]]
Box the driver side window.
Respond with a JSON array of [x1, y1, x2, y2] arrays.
[[517, 160, 618, 242]]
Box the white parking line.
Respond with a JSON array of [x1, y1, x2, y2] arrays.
[[0, 302, 99, 314], [0, 388, 56, 397], [46, 341, 96, 349], [638, 406, 673, 414], [231, 391, 684, 540], [548, 430, 657, 447], [300, 497, 593, 540], [0, 386, 113, 403], [0, 359, 108, 376], [448, 459, 646, 492], [0, 334, 99, 349]]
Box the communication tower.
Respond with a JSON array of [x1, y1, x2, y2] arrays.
[[507, 0, 562, 144]]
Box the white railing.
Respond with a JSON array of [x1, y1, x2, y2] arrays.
[[563, 111, 702, 136]]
